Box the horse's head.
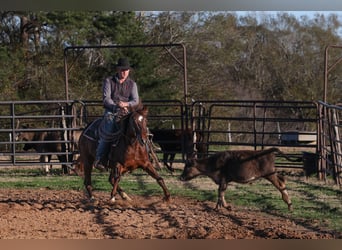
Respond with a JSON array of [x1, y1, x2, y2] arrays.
[[126, 104, 149, 145], [15, 125, 30, 142]]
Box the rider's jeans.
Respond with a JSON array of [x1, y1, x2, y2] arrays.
[[95, 112, 117, 162]]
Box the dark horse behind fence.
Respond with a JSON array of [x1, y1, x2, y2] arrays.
[[148, 128, 209, 172], [15, 126, 70, 174], [78, 103, 171, 203], [149, 128, 194, 172]]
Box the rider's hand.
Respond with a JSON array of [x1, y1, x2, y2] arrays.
[[122, 107, 128, 114], [118, 101, 128, 108]]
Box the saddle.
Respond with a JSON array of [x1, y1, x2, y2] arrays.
[[82, 118, 121, 145], [82, 117, 122, 168]]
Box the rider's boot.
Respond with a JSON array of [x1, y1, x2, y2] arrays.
[[92, 159, 106, 172]]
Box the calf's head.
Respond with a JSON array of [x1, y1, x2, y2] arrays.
[[179, 159, 201, 181]]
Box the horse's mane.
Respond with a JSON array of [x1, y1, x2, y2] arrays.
[[129, 101, 148, 118], [113, 101, 143, 136]]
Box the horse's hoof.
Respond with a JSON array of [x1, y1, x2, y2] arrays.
[[109, 197, 116, 203], [163, 196, 171, 202], [121, 192, 132, 201], [225, 205, 232, 211], [88, 197, 99, 206]]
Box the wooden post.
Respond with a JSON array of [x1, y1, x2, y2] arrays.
[[331, 110, 342, 186]]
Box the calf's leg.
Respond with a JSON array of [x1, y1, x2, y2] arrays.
[[264, 173, 292, 211]]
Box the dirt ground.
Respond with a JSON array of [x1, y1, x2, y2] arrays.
[[0, 188, 341, 239]]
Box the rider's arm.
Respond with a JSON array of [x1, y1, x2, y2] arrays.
[[102, 77, 116, 111], [127, 82, 139, 107]]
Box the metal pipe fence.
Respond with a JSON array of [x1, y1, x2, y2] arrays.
[[191, 100, 318, 170], [0, 99, 340, 186]]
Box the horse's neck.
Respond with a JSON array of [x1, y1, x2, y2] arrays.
[[119, 115, 130, 134], [124, 113, 143, 142]]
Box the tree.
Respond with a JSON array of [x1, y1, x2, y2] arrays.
[[0, 11, 157, 101], [2, 11, 342, 105]]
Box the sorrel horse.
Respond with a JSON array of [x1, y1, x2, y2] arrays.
[[78, 103, 171, 203]]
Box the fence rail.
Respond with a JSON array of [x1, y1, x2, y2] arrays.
[[0, 99, 340, 186]]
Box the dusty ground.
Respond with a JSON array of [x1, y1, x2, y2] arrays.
[[0, 188, 341, 239]]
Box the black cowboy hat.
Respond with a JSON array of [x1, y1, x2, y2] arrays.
[[116, 57, 131, 70]]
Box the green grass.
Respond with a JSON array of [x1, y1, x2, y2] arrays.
[[0, 167, 341, 233]]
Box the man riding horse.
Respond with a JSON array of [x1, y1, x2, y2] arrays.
[[93, 57, 139, 171]]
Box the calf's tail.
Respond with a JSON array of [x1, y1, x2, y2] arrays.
[[272, 147, 302, 162]]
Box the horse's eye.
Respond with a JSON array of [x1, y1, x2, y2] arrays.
[[138, 115, 143, 122]]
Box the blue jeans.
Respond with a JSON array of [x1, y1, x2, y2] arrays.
[[95, 112, 119, 162]]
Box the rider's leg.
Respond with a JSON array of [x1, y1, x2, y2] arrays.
[[93, 112, 117, 171], [93, 139, 109, 171]]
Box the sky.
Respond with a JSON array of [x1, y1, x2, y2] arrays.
[[236, 11, 342, 19]]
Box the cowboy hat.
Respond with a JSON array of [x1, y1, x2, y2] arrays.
[[116, 57, 131, 70]]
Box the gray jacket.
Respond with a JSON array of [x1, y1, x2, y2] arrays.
[[102, 75, 139, 113]]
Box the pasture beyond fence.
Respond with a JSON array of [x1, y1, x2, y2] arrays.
[[0, 99, 340, 186]]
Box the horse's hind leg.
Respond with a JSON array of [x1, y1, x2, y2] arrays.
[[57, 154, 69, 175], [83, 161, 94, 200], [168, 153, 176, 172], [265, 173, 292, 211], [40, 155, 50, 174]]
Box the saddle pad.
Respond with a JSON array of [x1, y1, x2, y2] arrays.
[[83, 118, 102, 141]]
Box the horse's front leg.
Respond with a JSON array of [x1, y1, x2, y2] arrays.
[[117, 186, 132, 201], [108, 167, 120, 203], [108, 165, 132, 202], [144, 162, 171, 202]]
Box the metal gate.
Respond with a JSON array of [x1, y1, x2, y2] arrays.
[[0, 100, 76, 167], [191, 100, 318, 168], [318, 101, 342, 186]]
